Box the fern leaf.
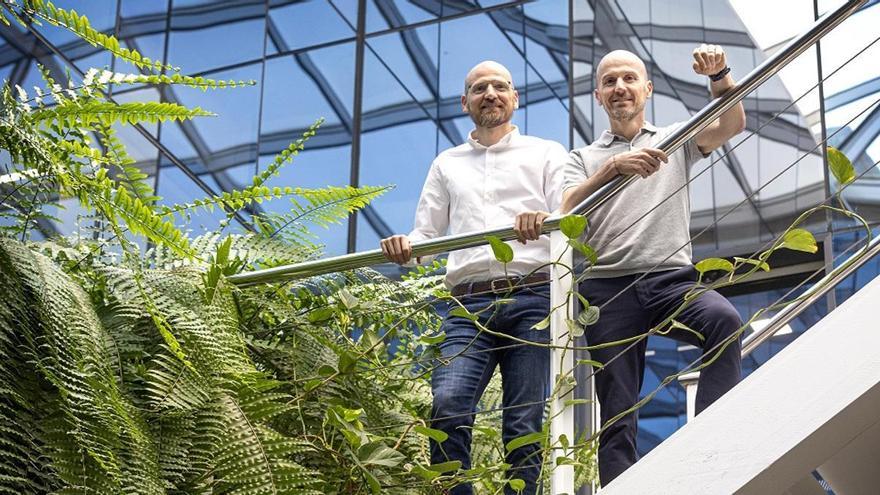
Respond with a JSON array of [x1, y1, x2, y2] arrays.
[[28, 100, 214, 128]]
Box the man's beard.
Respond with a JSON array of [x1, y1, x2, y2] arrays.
[[608, 99, 645, 122], [472, 106, 511, 128]]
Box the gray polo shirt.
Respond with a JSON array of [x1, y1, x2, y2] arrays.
[[563, 122, 705, 278]]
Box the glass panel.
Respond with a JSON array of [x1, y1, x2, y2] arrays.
[[120, 0, 168, 17], [357, 121, 439, 251], [173, 63, 262, 155], [269, 0, 355, 51], [364, 28, 436, 103], [365, 0, 436, 30], [260, 42, 355, 155], [167, 2, 265, 74]]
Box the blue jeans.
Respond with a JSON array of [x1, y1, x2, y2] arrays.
[[430, 283, 551, 495]]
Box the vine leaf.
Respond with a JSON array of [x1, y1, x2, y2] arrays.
[[578, 305, 600, 327], [486, 235, 513, 263], [566, 318, 584, 338], [505, 431, 545, 453], [568, 239, 598, 265], [560, 214, 587, 239], [779, 228, 818, 254], [448, 307, 478, 321], [414, 425, 448, 443], [428, 460, 461, 473], [735, 256, 770, 272], [531, 315, 550, 330], [827, 146, 855, 186], [418, 331, 446, 345], [663, 320, 705, 341], [695, 257, 734, 274]]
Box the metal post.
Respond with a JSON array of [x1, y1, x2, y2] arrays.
[[549, 230, 575, 494]]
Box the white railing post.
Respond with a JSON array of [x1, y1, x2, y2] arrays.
[[549, 230, 575, 494], [679, 371, 699, 422]]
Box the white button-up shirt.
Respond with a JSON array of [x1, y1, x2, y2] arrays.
[[409, 127, 568, 288]]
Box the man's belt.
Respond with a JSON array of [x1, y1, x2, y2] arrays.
[[450, 273, 550, 297]]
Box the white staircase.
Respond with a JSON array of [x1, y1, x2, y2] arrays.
[[600, 274, 880, 494]]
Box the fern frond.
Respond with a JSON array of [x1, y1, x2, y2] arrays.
[[255, 185, 393, 239], [16, 0, 173, 72], [88, 176, 195, 258], [160, 120, 324, 222], [214, 389, 322, 494], [0, 239, 161, 493], [28, 100, 213, 128], [94, 122, 160, 204], [83, 68, 256, 91]]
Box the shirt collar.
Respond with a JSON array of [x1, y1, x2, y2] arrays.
[[595, 121, 658, 147], [467, 125, 520, 150]]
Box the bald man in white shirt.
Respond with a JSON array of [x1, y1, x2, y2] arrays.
[[380, 61, 567, 495]]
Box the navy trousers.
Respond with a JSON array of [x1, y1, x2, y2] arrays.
[[580, 266, 742, 486], [431, 284, 551, 495]]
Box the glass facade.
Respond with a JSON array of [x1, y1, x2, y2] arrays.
[[2, 0, 878, 455]]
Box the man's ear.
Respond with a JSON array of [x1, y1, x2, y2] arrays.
[[646, 80, 654, 98], [461, 94, 467, 113], [513, 89, 520, 109], [594, 88, 602, 106]]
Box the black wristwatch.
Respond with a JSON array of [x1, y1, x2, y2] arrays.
[[709, 66, 731, 82]]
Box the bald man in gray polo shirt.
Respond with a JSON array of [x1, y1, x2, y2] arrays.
[[559, 45, 747, 486]]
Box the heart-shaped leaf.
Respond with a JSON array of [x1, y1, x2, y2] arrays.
[[827, 146, 855, 186], [779, 228, 818, 254], [486, 235, 514, 263], [508, 479, 526, 492], [695, 257, 734, 274], [578, 305, 600, 327], [560, 214, 587, 239]]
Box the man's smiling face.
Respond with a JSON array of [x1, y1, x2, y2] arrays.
[[462, 63, 519, 128], [595, 51, 653, 123]]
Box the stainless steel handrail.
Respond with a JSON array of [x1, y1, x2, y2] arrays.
[[228, 0, 867, 287], [741, 234, 880, 357]]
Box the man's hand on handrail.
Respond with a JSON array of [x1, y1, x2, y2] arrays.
[[514, 210, 550, 244], [380, 234, 416, 265]]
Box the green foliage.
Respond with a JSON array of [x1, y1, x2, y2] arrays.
[[827, 146, 855, 186], [29, 100, 214, 127], [568, 239, 598, 265], [782, 228, 819, 253], [695, 257, 735, 274], [560, 214, 587, 239], [485, 235, 514, 263], [2, 4, 434, 493]]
